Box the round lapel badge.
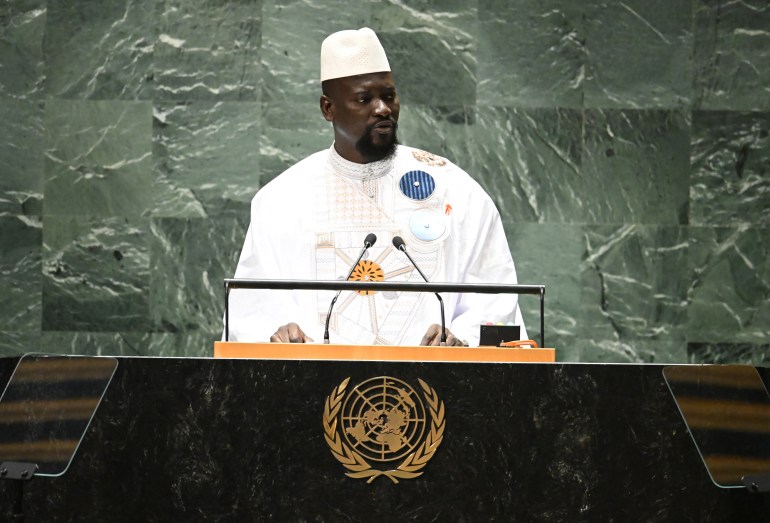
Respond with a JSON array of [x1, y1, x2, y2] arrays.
[[409, 209, 446, 241], [399, 170, 436, 201]]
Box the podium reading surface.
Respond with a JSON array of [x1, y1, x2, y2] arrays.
[[213, 341, 556, 362]]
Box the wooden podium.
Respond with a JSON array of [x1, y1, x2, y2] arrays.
[[213, 341, 556, 363]]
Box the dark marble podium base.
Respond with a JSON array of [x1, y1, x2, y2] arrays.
[[0, 357, 768, 521]]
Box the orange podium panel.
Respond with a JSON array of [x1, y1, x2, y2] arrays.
[[213, 342, 555, 363]]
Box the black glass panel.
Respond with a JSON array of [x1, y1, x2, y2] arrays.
[[663, 365, 770, 488], [0, 354, 118, 477]]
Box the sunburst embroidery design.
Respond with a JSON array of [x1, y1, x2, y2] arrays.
[[349, 260, 385, 295]]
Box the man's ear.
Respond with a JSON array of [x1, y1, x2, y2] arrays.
[[320, 95, 334, 122]]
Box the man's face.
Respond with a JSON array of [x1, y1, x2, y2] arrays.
[[320, 72, 400, 164]]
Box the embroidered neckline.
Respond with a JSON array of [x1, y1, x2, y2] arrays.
[[327, 143, 396, 182]]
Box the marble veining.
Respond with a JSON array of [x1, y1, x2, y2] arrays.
[[690, 110, 770, 226], [0, 0, 768, 363], [41, 217, 150, 332], [693, 0, 770, 111]]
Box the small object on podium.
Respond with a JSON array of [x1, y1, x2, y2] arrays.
[[479, 324, 521, 347], [500, 339, 539, 348]]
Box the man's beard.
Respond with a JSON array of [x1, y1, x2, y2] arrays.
[[355, 121, 399, 162]]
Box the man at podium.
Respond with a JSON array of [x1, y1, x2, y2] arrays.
[[227, 28, 526, 347]]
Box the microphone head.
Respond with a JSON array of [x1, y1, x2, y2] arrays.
[[392, 236, 406, 251], [364, 233, 377, 248]]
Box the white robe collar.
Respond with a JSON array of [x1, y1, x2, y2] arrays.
[[327, 143, 396, 182]]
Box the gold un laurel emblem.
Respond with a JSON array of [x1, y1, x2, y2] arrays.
[[323, 376, 445, 483]]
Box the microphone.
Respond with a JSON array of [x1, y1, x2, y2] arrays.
[[323, 233, 377, 344], [392, 236, 447, 346]]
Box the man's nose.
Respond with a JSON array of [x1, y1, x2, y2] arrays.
[[373, 98, 391, 117]]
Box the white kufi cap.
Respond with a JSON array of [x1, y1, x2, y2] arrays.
[[320, 28, 390, 82]]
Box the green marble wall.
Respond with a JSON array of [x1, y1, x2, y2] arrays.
[[1, 0, 768, 362]]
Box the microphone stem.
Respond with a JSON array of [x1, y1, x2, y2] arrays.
[[323, 293, 339, 344], [399, 247, 447, 344], [437, 293, 447, 344]]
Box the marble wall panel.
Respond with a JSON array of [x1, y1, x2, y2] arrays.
[[693, 0, 770, 111], [582, 109, 690, 224], [260, 100, 334, 185], [396, 105, 475, 162], [583, 0, 693, 109], [0, 98, 44, 216], [478, 0, 692, 110], [261, 0, 369, 104], [41, 216, 150, 332], [690, 110, 770, 226], [154, 0, 263, 101], [43, 99, 163, 217], [688, 342, 770, 365], [575, 339, 688, 363], [464, 108, 691, 226], [40, 330, 150, 356], [0, 216, 42, 356], [465, 107, 583, 223], [372, 0, 477, 107], [687, 225, 769, 343], [477, 0, 585, 108], [152, 101, 261, 218], [506, 223, 583, 360], [44, 0, 154, 100], [149, 216, 246, 340], [0, 0, 46, 100], [40, 330, 215, 357], [580, 225, 690, 345]]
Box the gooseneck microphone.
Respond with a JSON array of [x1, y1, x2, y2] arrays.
[[323, 233, 377, 344], [392, 236, 447, 346]]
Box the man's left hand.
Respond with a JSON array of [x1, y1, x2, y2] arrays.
[[420, 324, 468, 346]]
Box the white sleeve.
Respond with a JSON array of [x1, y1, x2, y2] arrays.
[[223, 194, 316, 342]]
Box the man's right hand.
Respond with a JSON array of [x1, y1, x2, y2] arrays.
[[270, 323, 313, 343]]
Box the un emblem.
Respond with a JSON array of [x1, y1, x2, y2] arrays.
[[323, 376, 445, 483]]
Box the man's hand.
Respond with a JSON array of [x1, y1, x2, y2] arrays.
[[270, 323, 314, 343], [420, 324, 468, 347]]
